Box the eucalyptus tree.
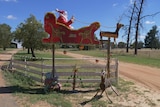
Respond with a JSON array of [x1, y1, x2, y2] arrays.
[[145, 25, 159, 49], [0, 23, 12, 50], [14, 14, 48, 57]]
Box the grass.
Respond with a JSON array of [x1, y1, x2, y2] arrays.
[[3, 49, 111, 106], [0, 48, 15, 53], [3, 71, 72, 107], [65, 48, 160, 68], [15, 49, 65, 59], [14, 48, 160, 68], [2, 48, 160, 106], [115, 54, 160, 67], [3, 68, 138, 107]]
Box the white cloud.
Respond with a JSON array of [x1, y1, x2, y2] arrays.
[[140, 35, 145, 39], [130, 0, 134, 4], [6, 15, 17, 20], [0, 0, 17, 2], [112, 3, 118, 7], [145, 21, 155, 25]]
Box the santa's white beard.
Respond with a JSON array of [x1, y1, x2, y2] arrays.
[[61, 14, 68, 21]]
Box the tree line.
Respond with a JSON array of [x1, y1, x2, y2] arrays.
[[122, 0, 160, 54], [117, 25, 160, 49]]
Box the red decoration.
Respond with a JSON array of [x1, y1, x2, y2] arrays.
[[63, 50, 67, 54], [43, 12, 100, 44], [95, 59, 99, 63], [56, 9, 74, 29]]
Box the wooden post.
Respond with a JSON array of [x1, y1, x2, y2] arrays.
[[52, 44, 55, 78], [10, 57, 13, 70], [73, 69, 77, 91], [107, 37, 111, 78], [41, 58, 44, 83], [24, 57, 27, 76], [115, 59, 119, 84]]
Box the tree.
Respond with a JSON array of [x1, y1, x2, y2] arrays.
[[13, 14, 48, 57], [0, 23, 12, 50], [137, 41, 144, 49], [126, 1, 136, 53], [131, 41, 144, 49], [144, 25, 159, 49], [131, 0, 160, 54], [118, 42, 126, 48], [134, 0, 145, 55]]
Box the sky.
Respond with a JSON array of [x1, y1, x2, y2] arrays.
[[1, 0, 160, 43]]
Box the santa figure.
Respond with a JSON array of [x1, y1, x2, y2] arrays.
[[56, 8, 74, 29]]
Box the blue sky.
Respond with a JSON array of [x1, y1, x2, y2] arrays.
[[1, 0, 160, 43]]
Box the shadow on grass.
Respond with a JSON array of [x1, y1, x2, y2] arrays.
[[0, 85, 98, 95], [0, 85, 45, 94], [59, 89, 97, 94], [80, 95, 102, 106]]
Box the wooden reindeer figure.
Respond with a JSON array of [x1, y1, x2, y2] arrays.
[[94, 70, 119, 103], [100, 23, 124, 39], [94, 70, 112, 103]]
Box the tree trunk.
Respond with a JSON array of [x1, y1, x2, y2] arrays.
[[134, 0, 144, 55], [3, 47, 6, 51], [27, 48, 30, 54], [126, 1, 136, 53], [31, 47, 36, 57]]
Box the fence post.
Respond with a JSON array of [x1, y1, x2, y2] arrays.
[[115, 58, 119, 85], [10, 57, 13, 70], [41, 58, 44, 83], [72, 65, 78, 91], [24, 57, 28, 76]]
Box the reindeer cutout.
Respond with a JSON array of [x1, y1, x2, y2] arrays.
[[94, 70, 119, 103], [100, 23, 124, 39]]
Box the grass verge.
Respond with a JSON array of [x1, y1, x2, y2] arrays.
[[66, 49, 160, 68], [2, 71, 72, 107]]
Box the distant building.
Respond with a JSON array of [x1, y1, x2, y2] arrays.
[[11, 41, 22, 48]]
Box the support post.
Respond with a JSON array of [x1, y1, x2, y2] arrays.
[[107, 37, 111, 78], [52, 44, 55, 78], [24, 57, 27, 76], [73, 69, 77, 91], [41, 58, 44, 83], [115, 59, 119, 85]]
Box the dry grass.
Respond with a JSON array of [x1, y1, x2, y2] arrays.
[[112, 48, 160, 59]]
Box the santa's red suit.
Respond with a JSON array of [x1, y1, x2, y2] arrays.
[[56, 9, 74, 29]]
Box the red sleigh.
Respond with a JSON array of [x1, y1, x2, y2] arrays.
[[43, 12, 100, 44]]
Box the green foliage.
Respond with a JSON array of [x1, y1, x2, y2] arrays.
[[13, 14, 49, 57], [0, 23, 12, 50], [145, 25, 160, 49], [118, 42, 126, 48], [130, 41, 144, 49]]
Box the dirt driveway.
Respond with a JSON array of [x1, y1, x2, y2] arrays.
[[56, 51, 160, 93], [0, 49, 20, 107]]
